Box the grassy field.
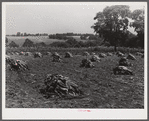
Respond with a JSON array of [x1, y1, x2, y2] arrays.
[[6, 49, 144, 108], [6, 36, 65, 46], [6, 36, 89, 46], [6, 46, 144, 55]]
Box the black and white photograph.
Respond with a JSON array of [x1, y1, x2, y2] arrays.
[[2, 2, 147, 120]]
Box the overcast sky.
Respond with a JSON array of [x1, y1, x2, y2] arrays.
[[4, 2, 145, 35]]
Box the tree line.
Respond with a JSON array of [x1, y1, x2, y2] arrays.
[[7, 32, 48, 36], [48, 33, 97, 40]]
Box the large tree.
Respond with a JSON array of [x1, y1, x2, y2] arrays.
[[130, 9, 144, 48], [92, 5, 131, 51]]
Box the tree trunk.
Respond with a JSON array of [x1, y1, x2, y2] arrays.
[[114, 45, 117, 52]]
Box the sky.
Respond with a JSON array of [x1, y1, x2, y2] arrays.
[[4, 2, 145, 35]]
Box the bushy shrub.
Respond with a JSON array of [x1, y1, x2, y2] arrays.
[[49, 34, 72, 40], [9, 41, 19, 48], [22, 38, 34, 47], [35, 42, 46, 47], [65, 38, 78, 47], [49, 38, 102, 48]]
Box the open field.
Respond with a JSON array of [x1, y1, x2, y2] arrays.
[[6, 49, 144, 108], [6, 46, 144, 55], [6, 36, 65, 46], [6, 36, 89, 46]]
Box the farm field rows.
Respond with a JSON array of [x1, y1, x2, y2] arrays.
[[6, 50, 144, 108]]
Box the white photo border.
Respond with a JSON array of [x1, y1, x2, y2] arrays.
[[2, 2, 148, 120]]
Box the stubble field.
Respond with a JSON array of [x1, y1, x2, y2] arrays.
[[5, 49, 144, 108]]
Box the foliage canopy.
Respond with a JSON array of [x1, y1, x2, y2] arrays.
[[92, 5, 144, 50]]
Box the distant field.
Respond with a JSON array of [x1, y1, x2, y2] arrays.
[[7, 36, 89, 46], [7, 36, 65, 46]]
